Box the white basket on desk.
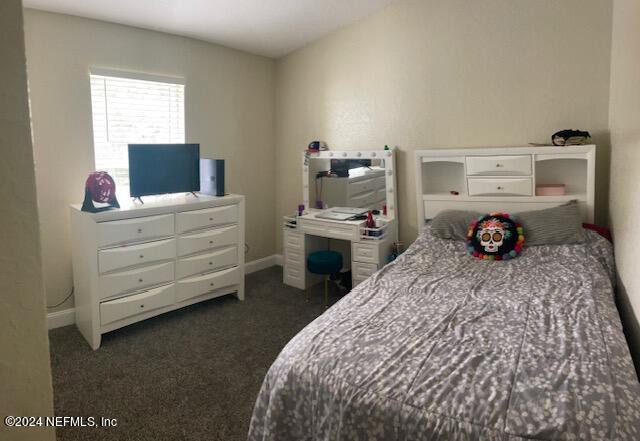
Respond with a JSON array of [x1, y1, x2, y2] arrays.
[[360, 219, 388, 240]]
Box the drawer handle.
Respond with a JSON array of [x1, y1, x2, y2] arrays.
[[495, 163, 503, 168], [209, 217, 214, 221], [139, 254, 144, 259], [209, 240, 214, 244], [497, 186, 504, 190], [210, 282, 215, 287], [209, 261, 213, 265], [140, 304, 145, 308], [137, 228, 143, 233], [138, 278, 143, 283]]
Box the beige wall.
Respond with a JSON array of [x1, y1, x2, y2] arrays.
[[24, 9, 276, 311], [0, 2, 55, 440], [274, 0, 613, 250], [609, 0, 640, 371]]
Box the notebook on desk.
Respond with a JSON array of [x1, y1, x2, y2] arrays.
[[315, 207, 367, 221]]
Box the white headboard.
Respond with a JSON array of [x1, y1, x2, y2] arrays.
[[415, 145, 596, 232]]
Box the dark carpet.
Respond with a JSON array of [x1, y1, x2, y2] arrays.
[[49, 266, 341, 441]]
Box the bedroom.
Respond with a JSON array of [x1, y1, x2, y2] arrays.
[[2, 0, 640, 440]]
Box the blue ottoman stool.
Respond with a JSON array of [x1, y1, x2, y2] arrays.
[[307, 250, 343, 308]]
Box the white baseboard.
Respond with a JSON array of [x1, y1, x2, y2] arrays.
[[48, 255, 283, 330], [47, 308, 75, 330], [245, 254, 283, 274]]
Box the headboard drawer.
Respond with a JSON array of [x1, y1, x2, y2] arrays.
[[468, 178, 532, 196], [466, 155, 532, 176]]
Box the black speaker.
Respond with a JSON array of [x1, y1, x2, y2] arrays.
[[200, 159, 225, 196]]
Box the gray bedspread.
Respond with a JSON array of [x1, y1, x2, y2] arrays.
[[248, 229, 640, 440]]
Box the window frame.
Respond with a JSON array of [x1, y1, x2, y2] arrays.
[[88, 68, 186, 194]]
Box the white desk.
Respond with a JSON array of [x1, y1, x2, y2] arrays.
[[282, 210, 397, 289]]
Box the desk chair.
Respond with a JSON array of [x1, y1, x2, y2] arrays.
[[306, 250, 343, 308]]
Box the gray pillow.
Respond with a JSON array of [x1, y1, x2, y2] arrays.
[[430, 210, 480, 241], [515, 201, 585, 246]]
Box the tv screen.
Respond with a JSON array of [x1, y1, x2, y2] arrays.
[[128, 144, 200, 197]]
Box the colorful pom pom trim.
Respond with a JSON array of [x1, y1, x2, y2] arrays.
[[466, 212, 525, 261]]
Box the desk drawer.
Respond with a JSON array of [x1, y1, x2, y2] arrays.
[[100, 283, 174, 326], [353, 276, 367, 287], [284, 230, 303, 250], [98, 238, 175, 274], [97, 214, 174, 248], [466, 155, 532, 176], [175, 266, 240, 303], [300, 219, 358, 241], [176, 246, 237, 279], [177, 224, 238, 257], [176, 204, 238, 233], [353, 261, 378, 279], [99, 262, 174, 300], [283, 263, 305, 289], [352, 242, 379, 264], [284, 248, 303, 266], [468, 178, 532, 196]]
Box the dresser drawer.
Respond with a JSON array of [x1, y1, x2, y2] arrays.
[[98, 238, 176, 274], [466, 155, 532, 176], [176, 204, 238, 233], [175, 266, 241, 303], [97, 214, 174, 248], [353, 261, 378, 279], [468, 178, 532, 196], [352, 242, 378, 264], [176, 246, 238, 279], [99, 262, 175, 300], [348, 191, 376, 208], [100, 283, 175, 326], [177, 224, 238, 257], [349, 178, 376, 196]]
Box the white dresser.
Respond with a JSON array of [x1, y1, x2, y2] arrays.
[[70, 194, 245, 349]]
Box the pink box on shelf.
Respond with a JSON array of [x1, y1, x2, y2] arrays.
[[536, 184, 566, 196]]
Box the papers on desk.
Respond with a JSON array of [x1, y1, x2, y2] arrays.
[[315, 207, 367, 221]]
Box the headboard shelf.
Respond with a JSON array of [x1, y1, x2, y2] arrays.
[[415, 145, 595, 231]]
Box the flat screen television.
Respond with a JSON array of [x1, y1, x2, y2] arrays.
[[128, 144, 200, 197]]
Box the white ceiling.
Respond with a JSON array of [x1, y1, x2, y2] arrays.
[[23, 0, 396, 58]]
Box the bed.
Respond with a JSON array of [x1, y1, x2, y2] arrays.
[[248, 147, 640, 440], [248, 227, 640, 440]]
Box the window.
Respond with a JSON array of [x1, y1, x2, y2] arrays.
[[90, 71, 185, 192]]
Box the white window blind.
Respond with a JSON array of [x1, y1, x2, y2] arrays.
[[90, 73, 185, 190]]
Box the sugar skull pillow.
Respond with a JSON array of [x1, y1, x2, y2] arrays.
[[467, 212, 524, 260]]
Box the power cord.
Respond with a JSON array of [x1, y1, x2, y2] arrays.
[[47, 287, 74, 309]]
